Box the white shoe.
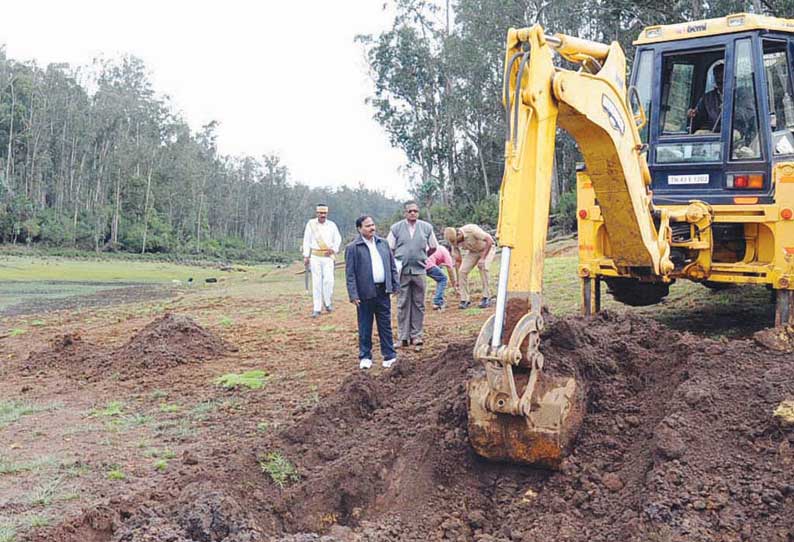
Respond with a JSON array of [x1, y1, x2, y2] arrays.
[[382, 357, 397, 368], [359, 358, 373, 369]]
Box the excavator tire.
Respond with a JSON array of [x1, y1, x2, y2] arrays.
[[604, 277, 670, 307]]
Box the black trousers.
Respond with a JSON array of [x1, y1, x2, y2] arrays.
[[356, 284, 396, 360]]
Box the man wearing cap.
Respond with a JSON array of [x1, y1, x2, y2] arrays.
[[388, 201, 438, 350], [302, 204, 342, 318], [445, 224, 495, 309]]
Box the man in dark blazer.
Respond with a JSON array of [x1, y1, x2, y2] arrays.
[[345, 215, 400, 369]]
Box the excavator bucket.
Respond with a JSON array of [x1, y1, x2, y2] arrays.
[[468, 298, 586, 469], [467, 371, 585, 469]]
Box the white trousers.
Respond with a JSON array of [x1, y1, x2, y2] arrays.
[[310, 255, 335, 311]]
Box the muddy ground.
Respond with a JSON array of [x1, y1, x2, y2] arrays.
[[1, 271, 792, 541]]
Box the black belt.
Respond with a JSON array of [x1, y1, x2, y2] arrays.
[[375, 283, 386, 289]]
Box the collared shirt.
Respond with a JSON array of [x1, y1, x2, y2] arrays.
[[302, 218, 342, 258], [363, 236, 385, 283], [454, 224, 492, 253], [425, 245, 454, 270]]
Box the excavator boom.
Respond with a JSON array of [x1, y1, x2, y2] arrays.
[[468, 25, 712, 467]]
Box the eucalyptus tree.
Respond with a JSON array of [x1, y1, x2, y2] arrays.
[[358, 0, 454, 209]]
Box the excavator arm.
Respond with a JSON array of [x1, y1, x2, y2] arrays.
[[468, 25, 711, 467]]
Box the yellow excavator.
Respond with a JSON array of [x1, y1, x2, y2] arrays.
[[468, 14, 794, 468]]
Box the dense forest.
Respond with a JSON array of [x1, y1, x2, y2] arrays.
[[360, 0, 794, 232], [0, 54, 398, 259], [2, 0, 793, 258]]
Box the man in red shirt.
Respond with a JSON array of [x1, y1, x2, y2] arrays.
[[425, 244, 458, 310]]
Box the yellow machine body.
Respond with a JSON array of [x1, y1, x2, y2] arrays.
[[469, 14, 794, 468]]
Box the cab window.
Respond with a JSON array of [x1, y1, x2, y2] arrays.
[[656, 48, 725, 164], [660, 59, 694, 134], [763, 39, 794, 155], [633, 49, 653, 143], [730, 38, 761, 160]]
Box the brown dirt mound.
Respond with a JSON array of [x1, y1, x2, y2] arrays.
[[23, 313, 234, 381], [29, 312, 794, 541]]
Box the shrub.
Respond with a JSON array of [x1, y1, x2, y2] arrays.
[[552, 190, 578, 235], [259, 452, 299, 488]]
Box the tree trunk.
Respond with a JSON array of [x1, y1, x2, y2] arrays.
[[6, 79, 14, 188], [111, 166, 122, 246], [141, 153, 155, 254]]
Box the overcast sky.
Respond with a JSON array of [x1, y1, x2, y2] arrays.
[[1, 1, 410, 198]]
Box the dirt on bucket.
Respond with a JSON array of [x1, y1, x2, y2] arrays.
[[26, 312, 794, 542]]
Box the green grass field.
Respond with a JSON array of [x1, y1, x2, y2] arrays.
[[0, 253, 775, 337], [0, 255, 250, 282], [0, 255, 277, 314], [432, 254, 774, 337]]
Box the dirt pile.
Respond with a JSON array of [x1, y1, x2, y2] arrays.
[[28, 312, 794, 542], [23, 313, 234, 380]]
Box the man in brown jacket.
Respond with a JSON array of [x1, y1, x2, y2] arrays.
[[444, 224, 495, 309]]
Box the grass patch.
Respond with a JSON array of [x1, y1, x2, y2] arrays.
[[153, 459, 168, 472], [0, 455, 57, 475], [219, 316, 234, 327], [64, 462, 89, 478], [0, 401, 55, 428], [158, 403, 181, 414], [30, 320, 46, 327], [215, 370, 268, 390], [463, 307, 483, 316], [25, 515, 50, 528], [63, 424, 100, 436], [190, 400, 220, 420], [144, 448, 176, 460], [8, 328, 26, 337], [29, 476, 66, 506], [150, 389, 168, 400], [0, 525, 15, 542], [257, 421, 269, 433], [259, 452, 299, 489], [90, 401, 124, 417], [319, 324, 337, 332], [307, 385, 320, 406], [107, 469, 125, 481], [120, 413, 153, 428], [0, 255, 240, 283], [154, 419, 195, 441]]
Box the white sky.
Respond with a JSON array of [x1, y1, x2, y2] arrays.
[[1, 0, 410, 198]]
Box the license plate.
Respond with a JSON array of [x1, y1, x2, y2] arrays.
[[668, 174, 709, 185]]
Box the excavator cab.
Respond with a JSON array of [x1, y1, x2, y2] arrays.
[[636, 26, 790, 205], [469, 14, 794, 468], [610, 16, 794, 317]]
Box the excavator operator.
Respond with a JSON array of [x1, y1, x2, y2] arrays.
[[688, 61, 724, 133]]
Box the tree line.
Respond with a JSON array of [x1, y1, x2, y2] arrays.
[[0, 51, 399, 260], [359, 0, 794, 233], [4, 0, 791, 258]]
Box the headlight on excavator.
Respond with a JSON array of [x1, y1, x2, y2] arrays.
[[727, 173, 764, 189]]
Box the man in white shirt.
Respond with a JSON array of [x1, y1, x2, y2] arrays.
[[302, 204, 342, 318]]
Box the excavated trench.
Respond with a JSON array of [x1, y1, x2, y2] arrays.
[[26, 312, 794, 542]]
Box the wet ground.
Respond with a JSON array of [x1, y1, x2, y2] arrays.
[[0, 281, 175, 317]]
